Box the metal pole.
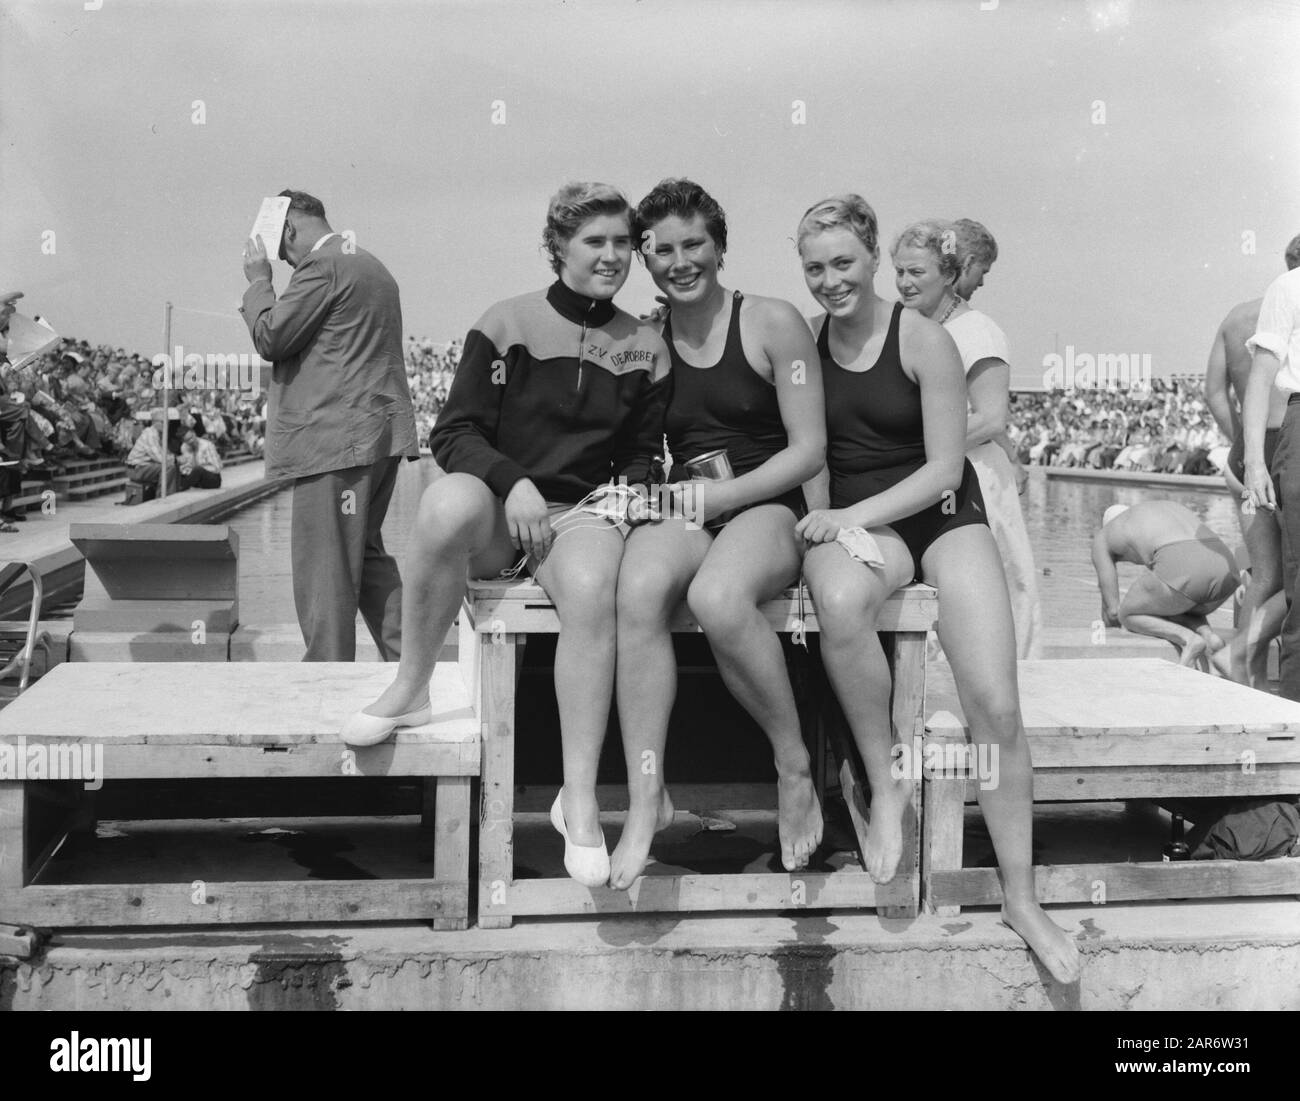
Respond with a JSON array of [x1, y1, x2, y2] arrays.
[[161, 300, 172, 500]]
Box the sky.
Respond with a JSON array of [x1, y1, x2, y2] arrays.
[[2, 0, 1299, 388]]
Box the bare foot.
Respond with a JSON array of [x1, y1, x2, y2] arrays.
[[863, 779, 910, 883], [609, 787, 675, 890], [1001, 899, 1081, 984], [1208, 645, 1234, 678], [777, 767, 823, 871], [1177, 637, 1207, 668], [1195, 624, 1226, 652]]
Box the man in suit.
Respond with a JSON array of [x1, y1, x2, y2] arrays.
[[241, 190, 418, 661]]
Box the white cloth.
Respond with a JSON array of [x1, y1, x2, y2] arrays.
[[944, 308, 1043, 659], [1247, 267, 1300, 392], [836, 526, 886, 566]]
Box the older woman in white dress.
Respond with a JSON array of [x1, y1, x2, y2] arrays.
[[892, 219, 1043, 658]]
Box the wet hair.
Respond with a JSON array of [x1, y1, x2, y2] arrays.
[[633, 178, 728, 261], [796, 194, 878, 255], [278, 190, 327, 220], [891, 220, 963, 284], [953, 218, 998, 268], [1286, 233, 1300, 271], [541, 182, 633, 274]]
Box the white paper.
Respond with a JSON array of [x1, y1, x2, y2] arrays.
[[4, 312, 60, 370], [249, 196, 290, 258]]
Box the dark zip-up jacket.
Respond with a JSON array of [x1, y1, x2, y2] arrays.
[[429, 280, 670, 503]]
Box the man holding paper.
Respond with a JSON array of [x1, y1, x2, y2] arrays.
[[240, 189, 419, 661]]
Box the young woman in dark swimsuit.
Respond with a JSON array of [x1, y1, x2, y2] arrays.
[[795, 194, 1079, 984], [608, 179, 826, 888]]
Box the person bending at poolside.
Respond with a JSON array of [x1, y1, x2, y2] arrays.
[[343, 182, 670, 888], [609, 179, 825, 886], [1092, 500, 1239, 670], [795, 194, 1079, 984]]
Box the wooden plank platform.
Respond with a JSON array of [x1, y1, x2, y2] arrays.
[[0, 662, 479, 930], [921, 658, 1300, 913], [463, 579, 938, 925]]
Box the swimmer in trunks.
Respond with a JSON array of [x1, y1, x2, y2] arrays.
[[1092, 500, 1240, 670]]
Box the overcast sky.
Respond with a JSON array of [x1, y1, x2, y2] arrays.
[[3, 0, 1298, 387]]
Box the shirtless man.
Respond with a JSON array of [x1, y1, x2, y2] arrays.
[[1205, 236, 1300, 686], [1093, 501, 1240, 669]]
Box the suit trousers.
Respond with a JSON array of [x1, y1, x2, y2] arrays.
[[1274, 402, 1300, 700], [291, 456, 404, 661]]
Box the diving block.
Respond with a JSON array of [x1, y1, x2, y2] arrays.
[[460, 578, 938, 927], [0, 662, 479, 930], [68, 524, 238, 661], [922, 658, 1300, 914]]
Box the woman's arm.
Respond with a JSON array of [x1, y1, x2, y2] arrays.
[[700, 297, 826, 518], [964, 356, 1010, 450]]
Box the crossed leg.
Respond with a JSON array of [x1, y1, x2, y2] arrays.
[[802, 526, 914, 882]]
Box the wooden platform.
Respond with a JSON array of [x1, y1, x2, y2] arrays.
[[923, 658, 1300, 912], [461, 578, 938, 925], [0, 662, 478, 930]]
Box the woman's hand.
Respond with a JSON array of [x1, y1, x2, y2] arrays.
[[667, 478, 730, 525], [504, 478, 553, 559], [796, 508, 850, 545], [1101, 600, 1121, 629], [1244, 459, 1277, 512]]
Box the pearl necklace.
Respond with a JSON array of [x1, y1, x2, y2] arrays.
[[938, 292, 963, 325]]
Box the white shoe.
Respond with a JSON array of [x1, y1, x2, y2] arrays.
[[550, 793, 610, 887], [340, 704, 432, 747]]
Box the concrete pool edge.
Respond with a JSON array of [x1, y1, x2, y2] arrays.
[[3, 897, 1298, 1010], [0, 464, 287, 620]]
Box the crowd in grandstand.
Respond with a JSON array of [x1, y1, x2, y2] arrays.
[[1008, 377, 1230, 475], [0, 324, 1230, 487]]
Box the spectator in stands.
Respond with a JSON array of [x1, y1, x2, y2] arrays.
[[1093, 501, 1238, 669], [179, 423, 222, 490], [125, 408, 181, 499]]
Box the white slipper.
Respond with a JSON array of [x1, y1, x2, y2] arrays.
[[340, 704, 432, 747], [550, 793, 610, 887]]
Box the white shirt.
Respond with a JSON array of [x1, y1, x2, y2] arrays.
[[944, 308, 1010, 376], [1246, 267, 1300, 392]]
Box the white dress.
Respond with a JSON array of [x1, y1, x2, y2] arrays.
[[944, 310, 1044, 659]]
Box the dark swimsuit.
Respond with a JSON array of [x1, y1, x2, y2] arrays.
[[664, 291, 807, 527], [818, 302, 988, 579]]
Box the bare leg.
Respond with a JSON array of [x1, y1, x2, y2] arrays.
[[1228, 505, 1284, 686], [687, 505, 821, 872], [1118, 572, 1204, 666], [609, 519, 710, 888], [922, 525, 1081, 985], [364, 473, 515, 717], [802, 528, 914, 882], [533, 523, 628, 849]]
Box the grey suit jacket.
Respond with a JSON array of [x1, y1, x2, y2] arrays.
[[240, 236, 419, 480]]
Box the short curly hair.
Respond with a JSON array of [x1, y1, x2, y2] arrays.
[[796, 194, 879, 255], [633, 178, 728, 260], [891, 220, 963, 284], [541, 182, 633, 274]]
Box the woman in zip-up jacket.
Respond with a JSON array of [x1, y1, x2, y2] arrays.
[[343, 182, 670, 888]]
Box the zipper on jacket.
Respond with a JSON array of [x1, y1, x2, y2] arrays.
[[577, 296, 597, 390]]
